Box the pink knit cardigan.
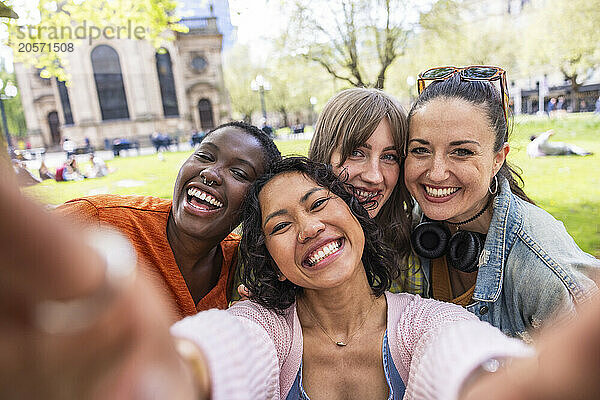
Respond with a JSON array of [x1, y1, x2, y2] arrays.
[[171, 292, 532, 399]]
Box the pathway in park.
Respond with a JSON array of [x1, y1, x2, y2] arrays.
[[21, 143, 195, 171], [21, 130, 314, 171]]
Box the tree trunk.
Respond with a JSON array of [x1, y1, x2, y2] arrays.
[[570, 80, 581, 112], [0, 132, 12, 185], [562, 69, 580, 112], [375, 63, 391, 89], [279, 107, 289, 128]]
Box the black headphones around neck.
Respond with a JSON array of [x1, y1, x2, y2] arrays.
[[410, 218, 486, 273]]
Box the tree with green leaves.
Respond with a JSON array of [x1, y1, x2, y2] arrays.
[[409, 0, 519, 74], [523, 0, 600, 111], [0, 8, 23, 142], [264, 55, 333, 127], [0, 77, 26, 137], [223, 45, 261, 123], [5, 0, 185, 81], [223, 43, 333, 127], [283, 0, 415, 89]]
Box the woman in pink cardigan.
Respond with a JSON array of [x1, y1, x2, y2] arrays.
[[171, 157, 533, 399]]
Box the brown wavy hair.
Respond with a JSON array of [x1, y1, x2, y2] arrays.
[[308, 88, 414, 271]]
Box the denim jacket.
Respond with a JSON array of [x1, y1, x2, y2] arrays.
[[419, 177, 599, 339]]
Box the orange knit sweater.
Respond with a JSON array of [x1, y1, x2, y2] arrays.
[[56, 194, 239, 322]]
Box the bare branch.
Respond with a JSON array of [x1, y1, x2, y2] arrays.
[[306, 55, 360, 87], [286, 0, 410, 88]]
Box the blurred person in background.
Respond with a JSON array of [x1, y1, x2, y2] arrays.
[[84, 153, 111, 178], [62, 137, 76, 158], [55, 157, 84, 182], [38, 158, 55, 180], [527, 129, 593, 157]]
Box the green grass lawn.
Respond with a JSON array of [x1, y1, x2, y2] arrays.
[[508, 113, 600, 256], [22, 114, 600, 256], [21, 139, 312, 206]]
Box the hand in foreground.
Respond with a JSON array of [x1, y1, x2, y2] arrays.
[[460, 292, 600, 400], [0, 176, 201, 399]]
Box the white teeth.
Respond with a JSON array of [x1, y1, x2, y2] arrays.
[[425, 186, 459, 198], [356, 190, 377, 199], [187, 187, 223, 208], [207, 197, 222, 207], [306, 240, 341, 266]]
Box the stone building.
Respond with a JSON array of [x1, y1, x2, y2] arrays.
[[15, 16, 230, 149]]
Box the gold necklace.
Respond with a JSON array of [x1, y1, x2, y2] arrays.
[[299, 297, 376, 347]]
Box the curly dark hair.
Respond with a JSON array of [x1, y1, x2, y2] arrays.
[[239, 156, 398, 313], [206, 121, 282, 171]]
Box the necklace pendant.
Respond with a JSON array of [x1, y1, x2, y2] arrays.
[[336, 341, 347, 347]]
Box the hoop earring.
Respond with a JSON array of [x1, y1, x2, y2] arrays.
[[489, 175, 498, 195]]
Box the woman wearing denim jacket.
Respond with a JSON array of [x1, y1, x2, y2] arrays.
[[404, 66, 599, 339]]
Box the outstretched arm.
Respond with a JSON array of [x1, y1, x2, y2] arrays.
[[397, 294, 600, 400], [171, 306, 282, 400], [461, 294, 600, 400], [395, 296, 532, 399], [0, 170, 197, 399]]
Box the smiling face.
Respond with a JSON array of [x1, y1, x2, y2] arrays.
[[171, 127, 266, 241], [260, 172, 365, 290], [329, 118, 400, 218], [405, 97, 508, 222]]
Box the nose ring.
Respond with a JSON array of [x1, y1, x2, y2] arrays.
[[201, 173, 214, 187]]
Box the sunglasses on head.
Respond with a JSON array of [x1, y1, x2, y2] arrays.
[[416, 65, 509, 123]]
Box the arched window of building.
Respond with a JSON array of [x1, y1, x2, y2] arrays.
[[47, 111, 61, 145], [156, 49, 179, 117], [56, 79, 74, 125], [198, 98, 214, 130], [91, 45, 129, 120]]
